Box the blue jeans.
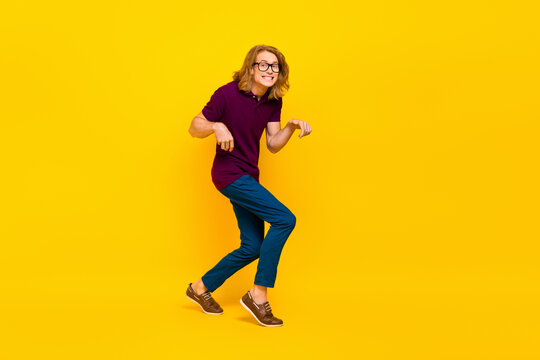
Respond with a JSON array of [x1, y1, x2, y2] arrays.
[[201, 174, 296, 292]]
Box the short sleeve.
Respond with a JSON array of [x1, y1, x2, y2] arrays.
[[202, 87, 226, 122], [267, 98, 283, 123]]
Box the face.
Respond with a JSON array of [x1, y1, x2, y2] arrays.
[[250, 50, 279, 90]]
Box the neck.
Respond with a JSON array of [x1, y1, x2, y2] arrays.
[[251, 83, 269, 97]]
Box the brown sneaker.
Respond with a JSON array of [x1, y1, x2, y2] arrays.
[[240, 291, 283, 327], [186, 283, 223, 315]]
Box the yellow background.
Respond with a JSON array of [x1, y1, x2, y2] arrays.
[[1, 0, 539, 358]]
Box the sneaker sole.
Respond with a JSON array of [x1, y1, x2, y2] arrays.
[[185, 294, 223, 315], [240, 298, 283, 327]]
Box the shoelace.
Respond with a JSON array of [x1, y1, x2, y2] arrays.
[[264, 302, 273, 315], [201, 292, 212, 301]]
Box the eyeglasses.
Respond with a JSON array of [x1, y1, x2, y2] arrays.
[[252, 62, 280, 73]]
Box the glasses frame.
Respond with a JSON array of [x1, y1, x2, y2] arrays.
[[252, 62, 280, 73]]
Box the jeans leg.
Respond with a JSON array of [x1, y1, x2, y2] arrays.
[[201, 199, 265, 292], [218, 175, 296, 288]]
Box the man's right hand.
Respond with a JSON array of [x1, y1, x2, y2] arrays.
[[213, 122, 234, 152]]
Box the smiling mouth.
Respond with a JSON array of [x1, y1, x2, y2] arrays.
[[262, 76, 274, 80]]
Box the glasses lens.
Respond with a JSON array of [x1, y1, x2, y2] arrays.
[[271, 64, 280, 73], [258, 63, 269, 71]]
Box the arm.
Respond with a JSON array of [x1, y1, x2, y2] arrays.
[[188, 112, 235, 152], [266, 121, 295, 154], [188, 112, 218, 138], [266, 119, 313, 154]]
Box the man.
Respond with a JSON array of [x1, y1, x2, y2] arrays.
[[187, 44, 312, 326]]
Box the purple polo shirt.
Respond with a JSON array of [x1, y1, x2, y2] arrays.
[[201, 80, 282, 190]]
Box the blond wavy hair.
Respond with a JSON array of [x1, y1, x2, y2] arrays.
[[232, 44, 289, 101]]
